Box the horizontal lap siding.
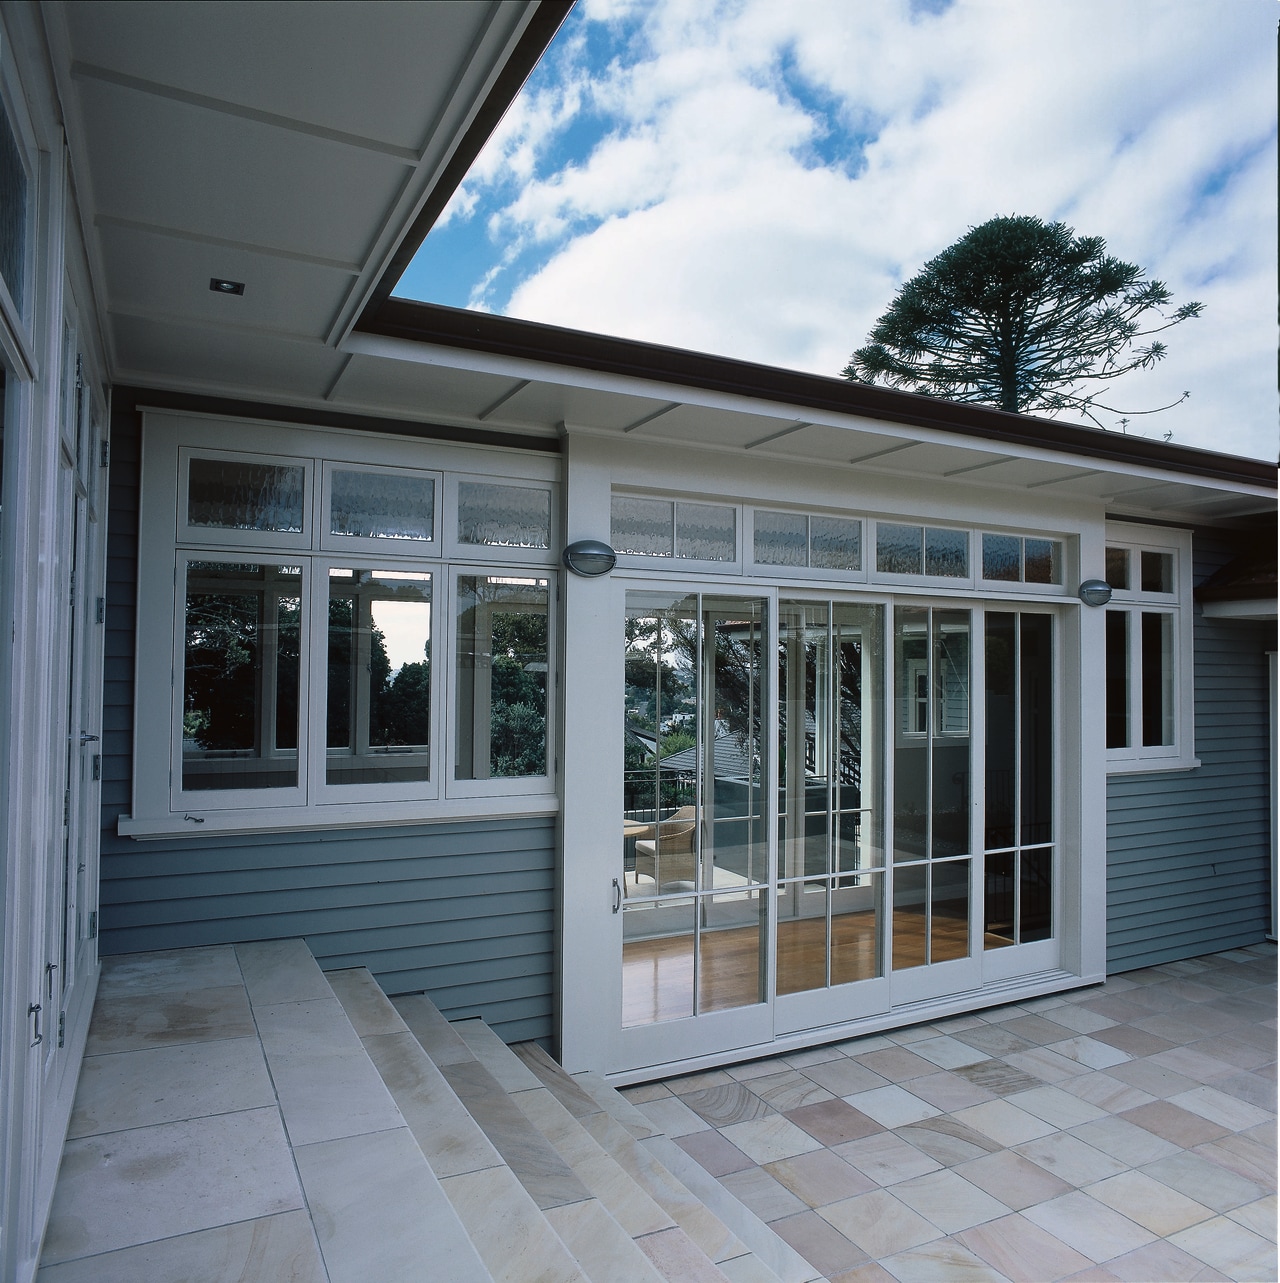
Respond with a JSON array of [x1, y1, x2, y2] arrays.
[[98, 397, 557, 1044], [1106, 530, 1274, 972]]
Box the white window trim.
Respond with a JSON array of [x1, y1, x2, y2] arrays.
[[127, 411, 560, 837], [1104, 522, 1197, 773]]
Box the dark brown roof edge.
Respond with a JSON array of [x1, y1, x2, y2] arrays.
[[359, 298, 1277, 490], [360, 0, 575, 319]]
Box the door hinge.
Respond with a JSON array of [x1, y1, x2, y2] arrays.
[[63, 790, 70, 826], [75, 353, 83, 392], [92, 754, 101, 781], [88, 910, 97, 940], [100, 438, 109, 469], [57, 1011, 65, 1049], [96, 596, 105, 624]]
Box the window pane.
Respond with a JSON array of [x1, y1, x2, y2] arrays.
[[982, 533, 1020, 582], [0, 108, 27, 314], [777, 879, 827, 995], [985, 851, 1015, 948], [893, 607, 929, 860], [754, 509, 808, 566], [623, 899, 694, 1025], [892, 863, 927, 970], [1020, 613, 1053, 844], [984, 612, 1016, 850], [701, 890, 765, 1012], [1105, 546, 1130, 590], [932, 612, 971, 857], [925, 527, 968, 578], [1141, 550, 1173, 593], [612, 495, 673, 557], [810, 516, 862, 570], [1021, 848, 1052, 942], [188, 458, 304, 532], [1105, 611, 1129, 749], [330, 470, 433, 541], [931, 859, 970, 962], [676, 501, 735, 561], [877, 523, 922, 575], [326, 570, 431, 786], [831, 871, 882, 984], [457, 481, 550, 548], [182, 563, 301, 790], [1141, 611, 1174, 746], [455, 576, 549, 779], [1024, 539, 1061, 585]]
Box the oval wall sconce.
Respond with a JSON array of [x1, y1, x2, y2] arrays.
[[1078, 578, 1113, 606], [562, 539, 617, 577]]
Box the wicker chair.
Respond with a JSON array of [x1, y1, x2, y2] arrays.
[[633, 805, 698, 891]]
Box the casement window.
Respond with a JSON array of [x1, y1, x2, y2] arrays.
[[1103, 523, 1194, 771], [125, 413, 558, 836]]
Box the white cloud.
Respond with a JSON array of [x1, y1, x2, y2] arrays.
[[442, 0, 1278, 460]]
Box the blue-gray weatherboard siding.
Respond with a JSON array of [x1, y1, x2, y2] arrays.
[[1106, 531, 1275, 972], [99, 402, 557, 1045]]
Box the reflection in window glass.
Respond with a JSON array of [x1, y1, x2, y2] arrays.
[[182, 562, 301, 790], [1141, 550, 1173, 593], [676, 502, 735, 561], [330, 470, 433, 541], [457, 481, 550, 548], [327, 570, 431, 786], [982, 534, 1020, 582], [188, 458, 304, 532], [877, 523, 922, 574], [810, 516, 861, 570], [455, 576, 549, 779], [1024, 539, 1061, 585], [1105, 610, 1129, 749], [1141, 611, 1174, 746], [1105, 546, 1129, 590], [925, 527, 968, 578], [754, 510, 807, 566], [612, 494, 673, 557], [0, 108, 27, 315]]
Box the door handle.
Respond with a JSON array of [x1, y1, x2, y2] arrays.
[[612, 878, 621, 914], [29, 1003, 42, 1047], [77, 732, 99, 745]]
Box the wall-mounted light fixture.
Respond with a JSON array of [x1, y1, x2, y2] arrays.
[[1078, 578, 1113, 607], [562, 539, 617, 577], [209, 278, 245, 295]]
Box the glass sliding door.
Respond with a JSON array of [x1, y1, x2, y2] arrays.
[[892, 607, 979, 995], [621, 592, 768, 1038]]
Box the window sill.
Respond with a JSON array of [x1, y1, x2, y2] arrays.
[[1106, 755, 1201, 776], [118, 793, 560, 839]]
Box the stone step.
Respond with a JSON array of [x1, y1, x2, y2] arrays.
[[516, 1046, 823, 1283], [234, 943, 491, 1283], [391, 996, 667, 1282]]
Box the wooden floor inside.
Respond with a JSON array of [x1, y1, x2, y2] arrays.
[[622, 908, 974, 1026]]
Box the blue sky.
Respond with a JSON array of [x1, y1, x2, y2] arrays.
[[395, 0, 1278, 460]]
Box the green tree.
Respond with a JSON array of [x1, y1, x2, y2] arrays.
[[844, 215, 1202, 429]]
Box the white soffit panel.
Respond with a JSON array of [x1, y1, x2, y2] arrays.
[[499, 381, 677, 433], [760, 421, 926, 464], [629, 401, 795, 447], [327, 352, 527, 423]]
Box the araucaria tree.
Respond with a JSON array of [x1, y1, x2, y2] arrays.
[[844, 216, 1202, 428]]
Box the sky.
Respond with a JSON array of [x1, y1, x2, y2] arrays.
[[394, 0, 1278, 462]]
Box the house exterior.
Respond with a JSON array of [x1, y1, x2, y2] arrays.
[[0, 3, 1273, 1278]]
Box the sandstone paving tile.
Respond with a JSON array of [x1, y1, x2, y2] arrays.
[[1139, 1149, 1268, 1215], [763, 1147, 876, 1208], [907, 1036, 991, 1071], [853, 1047, 937, 1083], [953, 1059, 1044, 1096], [1005, 1084, 1109, 1130], [878, 1236, 1010, 1282], [902, 1070, 996, 1112], [635, 1225, 732, 1283], [950, 1098, 1057, 1147], [1012, 1133, 1129, 1187], [1068, 1116, 1181, 1166], [889, 1167, 1011, 1235], [726, 1057, 794, 1082], [1096, 1238, 1224, 1282], [1023, 1190, 1157, 1262], [833, 1035, 897, 1056], [1225, 1194, 1276, 1241], [844, 1084, 942, 1129], [1146, 1046, 1240, 1085], [1169, 1215, 1277, 1281], [1213, 1022, 1279, 1055], [784, 1044, 848, 1068], [954, 1148, 1073, 1211], [1044, 1036, 1131, 1071], [665, 1069, 736, 1095], [1083, 1170, 1215, 1237], [1005, 1044, 1089, 1084], [84, 986, 255, 1056], [998, 1014, 1078, 1046], [1133, 1010, 1240, 1045], [1170, 1086, 1275, 1134], [829, 1261, 898, 1283], [818, 1188, 943, 1259], [1211, 1072, 1277, 1114], [1089, 1024, 1175, 1058], [931, 1013, 987, 1033], [1074, 996, 1153, 1024], [622, 1082, 675, 1104], [637, 1093, 713, 1137], [770, 1209, 869, 1278], [834, 1131, 943, 1186], [784, 1098, 885, 1146], [1119, 1099, 1230, 1148], [798, 1056, 889, 1098], [675, 1128, 756, 1177], [718, 1164, 808, 1223], [1193, 1133, 1277, 1191], [748, 1069, 838, 1113], [894, 1116, 1001, 1167], [957, 1211, 1093, 1281], [1041, 1004, 1119, 1037], [951, 1023, 1037, 1058], [886, 1024, 942, 1045], [1058, 1071, 1156, 1115], [718, 1114, 825, 1165], [1104, 1057, 1203, 1099], [681, 1082, 775, 1127], [95, 946, 242, 999]]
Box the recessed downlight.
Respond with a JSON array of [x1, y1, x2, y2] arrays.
[[209, 278, 245, 295]]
